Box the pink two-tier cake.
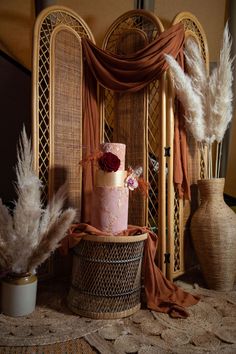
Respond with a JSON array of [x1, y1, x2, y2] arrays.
[[91, 143, 129, 234]]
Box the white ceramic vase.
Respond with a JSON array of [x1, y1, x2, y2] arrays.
[[1, 272, 37, 316]]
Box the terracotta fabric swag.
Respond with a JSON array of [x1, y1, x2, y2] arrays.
[[81, 22, 189, 222], [61, 224, 199, 318]]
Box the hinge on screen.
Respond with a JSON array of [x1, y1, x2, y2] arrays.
[[164, 253, 170, 264], [164, 147, 171, 157]]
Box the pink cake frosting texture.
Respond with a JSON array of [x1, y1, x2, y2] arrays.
[[91, 187, 128, 234], [91, 143, 128, 234]]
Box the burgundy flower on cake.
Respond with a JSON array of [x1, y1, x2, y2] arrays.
[[98, 152, 120, 172]]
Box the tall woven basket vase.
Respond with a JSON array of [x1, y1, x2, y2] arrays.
[[190, 178, 236, 291]]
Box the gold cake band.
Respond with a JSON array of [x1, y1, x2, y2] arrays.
[[95, 170, 127, 187]]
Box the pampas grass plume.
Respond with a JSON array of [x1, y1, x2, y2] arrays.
[[165, 23, 234, 178], [0, 127, 76, 274], [165, 54, 206, 142]]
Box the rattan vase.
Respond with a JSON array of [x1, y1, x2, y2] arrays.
[[190, 178, 236, 291]]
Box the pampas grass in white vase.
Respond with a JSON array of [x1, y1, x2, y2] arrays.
[[0, 127, 76, 275], [0, 127, 76, 316]]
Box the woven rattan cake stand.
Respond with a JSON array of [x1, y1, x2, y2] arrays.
[[68, 233, 147, 319]]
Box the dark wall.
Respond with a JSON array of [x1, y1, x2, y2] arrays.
[[0, 52, 31, 206]]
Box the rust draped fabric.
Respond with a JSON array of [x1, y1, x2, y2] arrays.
[[81, 22, 189, 222], [61, 224, 199, 318]]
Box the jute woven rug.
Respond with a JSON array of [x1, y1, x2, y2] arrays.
[[1, 275, 236, 353]]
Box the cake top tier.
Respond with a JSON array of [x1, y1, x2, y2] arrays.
[[101, 143, 126, 171]]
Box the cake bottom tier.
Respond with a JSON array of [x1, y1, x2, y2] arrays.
[[91, 186, 129, 234]]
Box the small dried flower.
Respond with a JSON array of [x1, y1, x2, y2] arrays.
[[98, 152, 120, 172], [125, 174, 139, 191]]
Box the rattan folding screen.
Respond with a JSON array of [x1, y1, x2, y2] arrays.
[[33, 6, 94, 213], [100, 10, 209, 279], [32, 6, 209, 280], [166, 12, 209, 280], [100, 10, 167, 272], [32, 6, 94, 276]]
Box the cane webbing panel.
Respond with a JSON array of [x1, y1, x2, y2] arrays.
[[101, 10, 164, 232], [114, 29, 148, 226], [168, 12, 209, 279], [148, 79, 161, 229], [51, 29, 82, 215], [33, 6, 94, 208], [173, 190, 181, 272]]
